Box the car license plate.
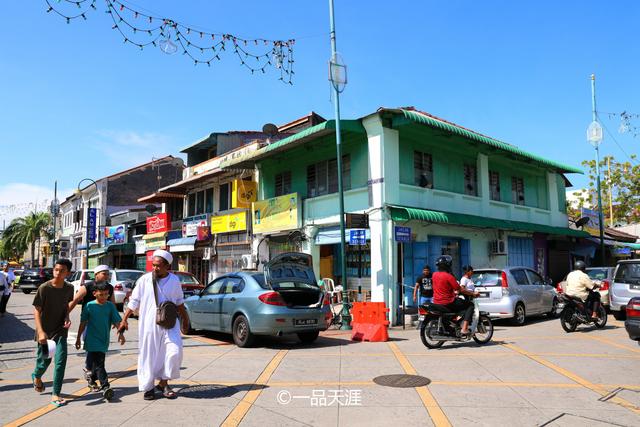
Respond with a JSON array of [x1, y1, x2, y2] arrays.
[[294, 319, 318, 327], [631, 284, 640, 290], [479, 292, 490, 298]]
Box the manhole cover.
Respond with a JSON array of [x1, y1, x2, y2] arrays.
[[373, 374, 431, 388]]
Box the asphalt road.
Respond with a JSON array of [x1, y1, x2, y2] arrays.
[[1, 291, 640, 427]]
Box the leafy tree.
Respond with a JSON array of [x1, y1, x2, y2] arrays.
[[2, 212, 51, 266], [570, 155, 640, 225]]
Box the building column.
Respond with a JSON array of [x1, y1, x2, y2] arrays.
[[478, 153, 490, 215], [547, 172, 561, 222]]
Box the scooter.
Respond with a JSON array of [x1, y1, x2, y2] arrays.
[[559, 289, 607, 332], [419, 298, 494, 348]]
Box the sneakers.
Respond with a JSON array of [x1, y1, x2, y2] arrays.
[[89, 381, 101, 392], [102, 386, 114, 401], [83, 368, 92, 384]]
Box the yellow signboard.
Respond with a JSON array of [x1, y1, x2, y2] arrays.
[[252, 193, 301, 234], [232, 179, 257, 209], [211, 211, 248, 234]]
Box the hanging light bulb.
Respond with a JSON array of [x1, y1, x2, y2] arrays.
[[619, 121, 629, 134], [159, 36, 178, 54]]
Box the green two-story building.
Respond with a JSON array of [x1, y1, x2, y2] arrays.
[[222, 107, 587, 323]]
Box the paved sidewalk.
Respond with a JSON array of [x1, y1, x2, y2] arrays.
[[2, 293, 640, 426]]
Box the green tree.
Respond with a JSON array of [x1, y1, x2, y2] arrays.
[[2, 212, 51, 266], [572, 155, 640, 225]]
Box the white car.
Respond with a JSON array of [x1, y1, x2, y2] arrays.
[[109, 269, 145, 310], [68, 270, 95, 295]]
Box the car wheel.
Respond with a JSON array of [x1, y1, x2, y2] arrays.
[[232, 315, 255, 348], [511, 303, 526, 326], [22, 290, 31, 294], [612, 310, 626, 321], [548, 297, 560, 318], [297, 331, 320, 344]]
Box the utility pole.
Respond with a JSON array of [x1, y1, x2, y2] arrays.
[[589, 74, 606, 266], [607, 157, 614, 227], [52, 181, 58, 263]]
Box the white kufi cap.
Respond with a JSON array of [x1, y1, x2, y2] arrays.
[[93, 264, 110, 274], [153, 249, 173, 264]]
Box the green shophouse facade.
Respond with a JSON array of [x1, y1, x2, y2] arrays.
[[223, 108, 587, 324]]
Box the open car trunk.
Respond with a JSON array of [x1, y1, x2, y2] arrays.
[[265, 252, 322, 308]]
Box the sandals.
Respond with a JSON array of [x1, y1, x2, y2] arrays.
[[50, 398, 66, 407], [143, 389, 156, 400], [156, 384, 177, 399], [32, 374, 45, 393]]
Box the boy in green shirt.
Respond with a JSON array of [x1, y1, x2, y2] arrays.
[[75, 282, 125, 401]]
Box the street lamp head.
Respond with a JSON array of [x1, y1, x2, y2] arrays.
[[587, 121, 603, 147]]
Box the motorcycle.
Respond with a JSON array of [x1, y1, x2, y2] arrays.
[[559, 290, 607, 332], [419, 298, 494, 348]]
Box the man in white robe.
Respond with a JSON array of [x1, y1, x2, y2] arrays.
[[120, 249, 189, 400]]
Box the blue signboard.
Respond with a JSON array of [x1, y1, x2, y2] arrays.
[[614, 246, 632, 256], [88, 208, 97, 243], [349, 229, 366, 245], [395, 226, 411, 242]]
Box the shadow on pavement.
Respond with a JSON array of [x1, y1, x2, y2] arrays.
[[0, 378, 84, 394], [0, 312, 36, 345], [177, 383, 266, 399]]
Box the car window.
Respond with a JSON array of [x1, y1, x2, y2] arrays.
[[587, 269, 609, 280], [69, 272, 77, 281], [203, 278, 226, 296], [84, 272, 95, 281], [470, 271, 502, 287], [271, 281, 318, 290], [525, 270, 544, 285], [251, 274, 269, 289], [177, 274, 199, 285], [115, 271, 143, 282], [615, 263, 640, 283], [511, 269, 530, 285], [223, 277, 245, 294]]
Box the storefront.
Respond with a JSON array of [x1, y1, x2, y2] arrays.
[[134, 236, 147, 270], [211, 210, 251, 276], [178, 214, 212, 285], [87, 247, 108, 270], [252, 192, 302, 263]]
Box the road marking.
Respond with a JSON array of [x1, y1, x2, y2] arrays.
[[388, 342, 452, 427], [4, 363, 138, 427], [583, 335, 640, 354], [221, 350, 288, 427], [503, 343, 640, 416]]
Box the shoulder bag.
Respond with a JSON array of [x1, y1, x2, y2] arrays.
[[152, 274, 178, 329]]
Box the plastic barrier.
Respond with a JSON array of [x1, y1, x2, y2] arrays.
[[350, 302, 390, 342]]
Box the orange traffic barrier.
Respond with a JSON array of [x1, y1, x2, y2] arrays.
[[350, 302, 389, 342]]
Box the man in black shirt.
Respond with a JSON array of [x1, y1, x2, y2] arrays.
[[412, 265, 433, 305]]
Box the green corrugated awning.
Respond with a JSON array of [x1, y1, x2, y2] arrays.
[[88, 247, 108, 256], [388, 205, 590, 238], [220, 120, 366, 169], [107, 243, 135, 255], [392, 109, 583, 174]]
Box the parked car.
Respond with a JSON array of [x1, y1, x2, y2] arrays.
[[68, 269, 95, 295], [110, 269, 144, 310], [610, 260, 640, 320], [174, 271, 205, 298], [556, 267, 613, 308], [18, 268, 54, 294], [11, 269, 23, 287], [471, 267, 558, 325], [625, 297, 640, 342], [184, 253, 331, 347]]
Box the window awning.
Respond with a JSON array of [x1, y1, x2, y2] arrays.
[[167, 237, 197, 246], [388, 205, 590, 238], [158, 167, 226, 194], [137, 191, 185, 204], [143, 232, 167, 240], [88, 247, 108, 256]]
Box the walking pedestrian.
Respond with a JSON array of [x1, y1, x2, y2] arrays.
[[75, 282, 126, 401], [413, 265, 433, 305], [119, 249, 189, 400], [31, 258, 74, 407], [0, 265, 13, 316]]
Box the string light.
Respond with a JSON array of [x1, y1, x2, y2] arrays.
[[44, 0, 295, 84], [602, 111, 640, 138]]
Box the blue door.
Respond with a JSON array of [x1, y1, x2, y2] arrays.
[[508, 237, 534, 268]]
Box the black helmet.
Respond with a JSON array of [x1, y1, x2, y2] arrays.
[[574, 260, 586, 272], [435, 255, 453, 271]]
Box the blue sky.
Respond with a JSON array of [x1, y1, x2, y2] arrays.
[[1, 0, 639, 223]]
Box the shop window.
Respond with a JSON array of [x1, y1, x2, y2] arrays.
[[275, 171, 292, 197], [307, 155, 350, 198], [464, 163, 478, 196], [205, 188, 214, 213], [169, 198, 183, 222], [512, 177, 525, 205], [188, 193, 196, 217], [219, 183, 230, 211], [414, 151, 433, 188], [489, 171, 501, 201], [196, 190, 205, 215]]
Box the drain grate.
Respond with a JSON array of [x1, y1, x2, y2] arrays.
[[373, 374, 431, 388]]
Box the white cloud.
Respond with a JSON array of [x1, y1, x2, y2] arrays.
[[0, 183, 73, 227], [93, 130, 178, 167]]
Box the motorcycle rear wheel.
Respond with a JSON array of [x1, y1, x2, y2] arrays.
[[472, 315, 494, 344], [420, 319, 445, 349], [594, 305, 608, 329], [560, 307, 578, 332]]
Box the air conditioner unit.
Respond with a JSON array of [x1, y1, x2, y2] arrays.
[[59, 251, 69, 258], [488, 239, 507, 255], [59, 241, 70, 250], [241, 254, 256, 270]]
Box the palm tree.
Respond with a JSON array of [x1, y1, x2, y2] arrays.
[[3, 212, 51, 266]]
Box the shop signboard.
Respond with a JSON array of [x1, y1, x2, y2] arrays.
[[88, 208, 97, 242], [146, 213, 171, 234], [197, 225, 211, 241], [251, 193, 301, 234], [191, 142, 261, 176], [104, 225, 127, 246], [394, 226, 412, 242], [182, 214, 209, 237], [232, 179, 257, 209], [581, 208, 601, 237], [211, 211, 248, 234], [349, 229, 366, 245], [134, 238, 146, 255], [614, 246, 632, 256]]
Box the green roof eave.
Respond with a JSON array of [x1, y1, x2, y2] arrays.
[[393, 109, 583, 174], [388, 205, 590, 238], [220, 119, 365, 169]]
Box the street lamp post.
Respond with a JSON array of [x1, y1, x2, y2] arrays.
[[328, 0, 351, 329], [587, 74, 606, 266], [76, 178, 98, 270]]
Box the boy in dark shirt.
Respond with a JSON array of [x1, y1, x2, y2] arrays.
[[76, 282, 125, 400], [32, 259, 74, 407], [413, 265, 433, 305]]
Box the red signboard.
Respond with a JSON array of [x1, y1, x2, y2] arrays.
[[145, 250, 155, 272], [146, 213, 171, 234]]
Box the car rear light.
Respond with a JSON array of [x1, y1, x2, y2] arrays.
[[600, 280, 610, 291], [418, 306, 427, 315], [258, 291, 286, 306], [501, 271, 509, 296], [114, 283, 123, 291], [322, 293, 331, 306], [556, 284, 563, 294], [627, 298, 640, 317]]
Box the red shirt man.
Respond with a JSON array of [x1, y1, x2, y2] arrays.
[[432, 271, 461, 305]]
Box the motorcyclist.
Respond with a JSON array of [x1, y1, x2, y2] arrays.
[[565, 260, 600, 320], [432, 255, 479, 336]]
